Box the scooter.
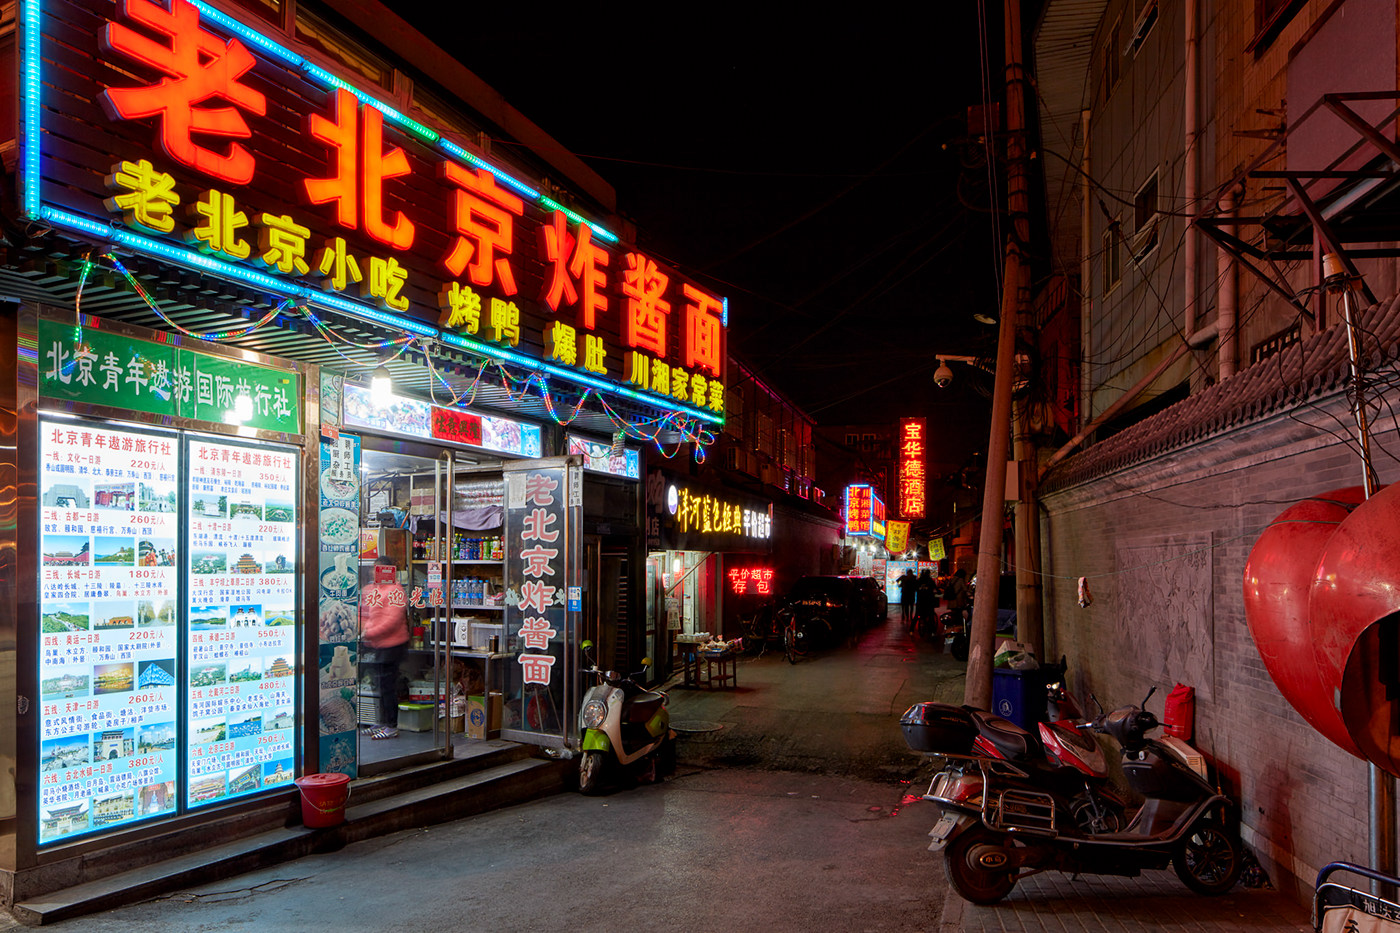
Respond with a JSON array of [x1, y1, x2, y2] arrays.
[[901, 688, 1243, 904], [577, 641, 675, 795]]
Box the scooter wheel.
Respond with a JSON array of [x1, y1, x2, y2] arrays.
[[578, 751, 605, 795], [944, 826, 1017, 905], [1173, 818, 1242, 895]]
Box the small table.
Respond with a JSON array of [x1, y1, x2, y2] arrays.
[[697, 648, 737, 689]]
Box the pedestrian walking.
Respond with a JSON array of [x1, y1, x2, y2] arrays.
[[914, 569, 936, 633], [897, 568, 917, 627]]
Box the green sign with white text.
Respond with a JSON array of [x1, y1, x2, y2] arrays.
[[38, 321, 301, 433]]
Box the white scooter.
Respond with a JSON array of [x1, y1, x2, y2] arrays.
[[577, 641, 675, 794]]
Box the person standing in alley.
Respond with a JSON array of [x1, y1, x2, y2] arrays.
[[914, 569, 936, 633], [361, 555, 410, 739], [898, 568, 918, 628], [946, 568, 971, 629]]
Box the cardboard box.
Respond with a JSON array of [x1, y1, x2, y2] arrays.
[[466, 692, 502, 739]]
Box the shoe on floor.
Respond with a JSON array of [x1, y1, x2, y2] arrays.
[[370, 726, 398, 739]]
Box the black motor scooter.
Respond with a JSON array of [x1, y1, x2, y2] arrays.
[[901, 688, 1243, 904]]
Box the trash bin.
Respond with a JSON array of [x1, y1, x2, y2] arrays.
[[991, 667, 1048, 730]]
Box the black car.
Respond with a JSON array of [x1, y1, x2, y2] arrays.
[[783, 576, 864, 645], [847, 575, 889, 627]]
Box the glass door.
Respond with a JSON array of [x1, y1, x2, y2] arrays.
[[357, 446, 450, 775]]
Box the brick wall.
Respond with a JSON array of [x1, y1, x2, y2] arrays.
[[1040, 394, 1400, 906]]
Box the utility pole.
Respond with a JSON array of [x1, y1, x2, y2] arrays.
[[966, 0, 1031, 710]]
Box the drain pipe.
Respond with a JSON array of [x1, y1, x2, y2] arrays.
[[1184, 0, 1200, 337], [1218, 186, 1239, 379]]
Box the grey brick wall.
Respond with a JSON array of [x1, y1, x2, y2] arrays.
[[1039, 407, 1400, 906]]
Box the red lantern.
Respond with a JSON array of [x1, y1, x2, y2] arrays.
[[1310, 482, 1400, 774], [1243, 487, 1366, 758]]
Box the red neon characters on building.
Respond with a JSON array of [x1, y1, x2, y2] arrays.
[[682, 284, 723, 378], [303, 88, 416, 250], [622, 253, 670, 358], [439, 163, 524, 295], [101, 0, 267, 185]]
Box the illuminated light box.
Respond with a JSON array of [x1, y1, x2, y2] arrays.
[[898, 417, 927, 519], [567, 434, 640, 480], [19, 0, 725, 425], [343, 385, 541, 457], [845, 484, 886, 542]]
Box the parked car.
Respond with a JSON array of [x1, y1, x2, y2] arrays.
[[847, 575, 888, 627], [782, 576, 863, 646]]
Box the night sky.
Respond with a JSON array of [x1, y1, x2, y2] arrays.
[[386, 5, 1008, 454]]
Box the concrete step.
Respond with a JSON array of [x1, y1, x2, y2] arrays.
[[12, 755, 572, 926]]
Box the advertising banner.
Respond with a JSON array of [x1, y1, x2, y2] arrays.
[[38, 422, 181, 843], [39, 320, 300, 433], [886, 520, 910, 554], [504, 466, 569, 741], [185, 438, 299, 806], [317, 434, 361, 777]]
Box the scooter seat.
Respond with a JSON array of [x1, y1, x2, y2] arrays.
[[625, 692, 665, 723], [970, 710, 1043, 762]]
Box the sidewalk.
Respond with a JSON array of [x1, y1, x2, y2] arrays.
[[667, 617, 1316, 933], [939, 866, 1312, 932]]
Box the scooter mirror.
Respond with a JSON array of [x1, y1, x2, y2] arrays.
[[581, 640, 594, 650], [641, 657, 653, 667]]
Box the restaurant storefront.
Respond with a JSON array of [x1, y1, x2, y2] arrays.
[[645, 472, 773, 676], [2, 0, 726, 906]]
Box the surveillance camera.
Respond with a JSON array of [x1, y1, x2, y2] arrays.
[[933, 363, 954, 389]]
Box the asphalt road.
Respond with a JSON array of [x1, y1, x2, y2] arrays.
[[32, 615, 963, 932]]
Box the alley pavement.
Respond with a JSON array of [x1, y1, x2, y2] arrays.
[[666, 611, 1314, 933]]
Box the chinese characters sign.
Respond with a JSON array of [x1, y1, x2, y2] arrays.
[[663, 481, 767, 540], [898, 418, 926, 519], [886, 520, 910, 554], [38, 320, 300, 433], [845, 484, 886, 542], [24, 0, 725, 422], [728, 566, 774, 596], [185, 437, 299, 808], [38, 422, 181, 843], [504, 466, 570, 740]]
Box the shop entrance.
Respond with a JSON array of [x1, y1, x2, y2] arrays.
[[582, 536, 632, 675], [356, 444, 506, 775]]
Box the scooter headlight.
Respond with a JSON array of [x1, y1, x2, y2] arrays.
[[581, 698, 608, 729]]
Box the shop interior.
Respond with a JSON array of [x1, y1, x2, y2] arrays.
[[355, 445, 508, 774], [651, 550, 718, 671]]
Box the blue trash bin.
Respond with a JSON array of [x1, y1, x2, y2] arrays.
[[991, 667, 1047, 730]]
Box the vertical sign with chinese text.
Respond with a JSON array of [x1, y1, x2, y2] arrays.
[[503, 466, 567, 742], [186, 438, 299, 807], [898, 418, 927, 519], [317, 434, 360, 776], [38, 421, 181, 843]]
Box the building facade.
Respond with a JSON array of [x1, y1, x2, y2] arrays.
[[1033, 0, 1400, 904]]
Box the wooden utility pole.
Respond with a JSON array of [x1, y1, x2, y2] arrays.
[[966, 0, 1031, 710]]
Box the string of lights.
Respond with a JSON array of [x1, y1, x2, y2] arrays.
[[84, 254, 715, 461]]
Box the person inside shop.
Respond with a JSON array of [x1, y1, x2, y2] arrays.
[[362, 555, 411, 740], [898, 568, 918, 629]]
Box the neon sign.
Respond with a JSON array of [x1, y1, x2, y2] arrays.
[[728, 566, 774, 596], [845, 484, 886, 542], [21, 0, 725, 424], [898, 417, 926, 519]]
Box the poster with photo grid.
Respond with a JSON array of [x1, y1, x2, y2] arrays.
[[37, 421, 181, 843], [185, 438, 299, 806]]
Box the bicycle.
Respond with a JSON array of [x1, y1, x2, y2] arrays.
[[782, 608, 807, 664], [740, 602, 779, 657]]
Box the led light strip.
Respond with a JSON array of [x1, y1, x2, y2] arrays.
[[21, 0, 709, 424]]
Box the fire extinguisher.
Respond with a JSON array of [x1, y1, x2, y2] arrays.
[[1163, 683, 1195, 741]]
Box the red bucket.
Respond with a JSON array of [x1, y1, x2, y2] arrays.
[[295, 773, 351, 828]]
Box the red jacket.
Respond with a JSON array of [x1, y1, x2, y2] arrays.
[[361, 583, 409, 648]]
